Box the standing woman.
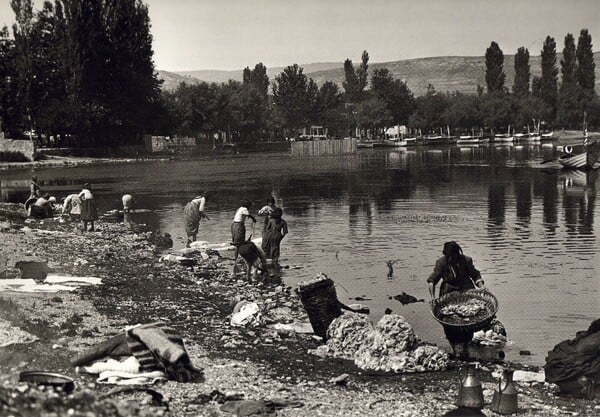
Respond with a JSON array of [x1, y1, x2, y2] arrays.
[[183, 192, 209, 247], [30, 176, 41, 199], [258, 196, 277, 238], [261, 207, 288, 266], [427, 241, 485, 359], [231, 199, 257, 274], [78, 183, 98, 231]]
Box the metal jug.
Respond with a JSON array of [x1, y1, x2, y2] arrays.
[[456, 363, 485, 409], [491, 367, 518, 414]]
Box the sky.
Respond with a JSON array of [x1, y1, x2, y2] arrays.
[[1, 0, 600, 71]]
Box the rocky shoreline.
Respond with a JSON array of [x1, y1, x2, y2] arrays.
[[0, 207, 598, 416]]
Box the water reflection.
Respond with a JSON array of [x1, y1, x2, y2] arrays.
[[1, 146, 599, 366]]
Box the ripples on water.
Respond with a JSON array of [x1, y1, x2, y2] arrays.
[[1, 144, 598, 365]]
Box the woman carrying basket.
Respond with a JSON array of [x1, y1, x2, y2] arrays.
[[427, 241, 485, 359]]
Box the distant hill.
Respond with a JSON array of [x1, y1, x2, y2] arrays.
[[159, 53, 600, 96]]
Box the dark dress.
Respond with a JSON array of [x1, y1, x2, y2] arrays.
[[261, 218, 288, 259], [427, 255, 482, 297], [184, 201, 201, 238], [428, 255, 483, 351]]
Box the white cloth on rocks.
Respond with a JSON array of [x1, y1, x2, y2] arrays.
[[315, 313, 449, 373]]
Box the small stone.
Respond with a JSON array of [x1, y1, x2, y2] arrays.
[[329, 373, 350, 386]]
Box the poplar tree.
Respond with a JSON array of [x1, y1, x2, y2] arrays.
[[342, 58, 359, 102], [557, 33, 581, 128], [576, 29, 595, 100], [539, 36, 558, 119], [485, 41, 506, 93], [0, 26, 18, 135], [356, 50, 369, 94], [513, 47, 530, 96]]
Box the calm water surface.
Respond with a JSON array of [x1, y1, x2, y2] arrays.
[[1, 144, 598, 366]]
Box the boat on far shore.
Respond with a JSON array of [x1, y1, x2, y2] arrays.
[[456, 135, 489, 145]]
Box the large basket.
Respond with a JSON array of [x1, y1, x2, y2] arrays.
[[296, 276, 342, 338], [431, 289, 499, 334]]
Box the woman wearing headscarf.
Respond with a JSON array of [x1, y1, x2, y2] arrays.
[[428, 241, 485, 299], [427, 241, 485, 359]]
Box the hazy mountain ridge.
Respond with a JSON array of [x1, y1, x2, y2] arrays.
[[159, 53, 600, 96]]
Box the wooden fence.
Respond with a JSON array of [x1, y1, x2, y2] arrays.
[[291, 138, 357, 156]]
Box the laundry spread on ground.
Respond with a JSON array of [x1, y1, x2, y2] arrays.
[[0, 274, 102, 292]]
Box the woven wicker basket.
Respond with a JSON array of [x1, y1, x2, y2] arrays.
[[431, 289, 499, 334], [296, 277, 342, 338]]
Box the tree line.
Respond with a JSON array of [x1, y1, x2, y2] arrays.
[[0, 1, 597, 147], [0, 0, 160, 147]]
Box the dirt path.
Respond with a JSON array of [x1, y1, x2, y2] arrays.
[[0, 209, 598, 416]]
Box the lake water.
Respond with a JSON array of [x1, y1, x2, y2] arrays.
[[2, 144, 598, 366]]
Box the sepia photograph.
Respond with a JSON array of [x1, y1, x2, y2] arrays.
[[0, 0, 599, 415]]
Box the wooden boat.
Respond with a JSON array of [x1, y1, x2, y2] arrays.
[[357, 141, 375, 148], [558, 140, 600, 170], [494, 133, 514, 143], [456, 135, 489, 145], [422, 135, 443, 146], [518, 133, 541, 143], [541, 131, 556, 141], [494, 125, 514, 143]]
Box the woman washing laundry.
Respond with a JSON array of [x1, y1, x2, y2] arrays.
[[427, 241, 486, 359], [231, 200, 257, 275]]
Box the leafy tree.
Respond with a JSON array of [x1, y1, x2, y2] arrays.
[[243, 62, 269, 98], [557, 33, 581, 128], [539, 36, 558, 119], [272, 64, 313, 132], [370, 68, 415, 125], [480, 92, 512, 131], [512, 95, 548, 131], [442, 92, 481, 131], [513, 47, 530, 96], [354, 97, 392, 137], [317, 81, 347, 137], [485, 41, 506, 93], [318, 81, 343, 111], [239, 63, 270, 140], [408, 85, 448, 132]]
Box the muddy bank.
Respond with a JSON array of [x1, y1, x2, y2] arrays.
[[0, 208, 598, 416]]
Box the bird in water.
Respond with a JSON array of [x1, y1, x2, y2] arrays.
[[386, 260, 399, 277]]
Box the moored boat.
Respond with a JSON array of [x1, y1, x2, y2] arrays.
[[456, 135, 489, 145], [541, 131, 557, 141], [558, 140, 600, 170], [493, 133, 514, 143]]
